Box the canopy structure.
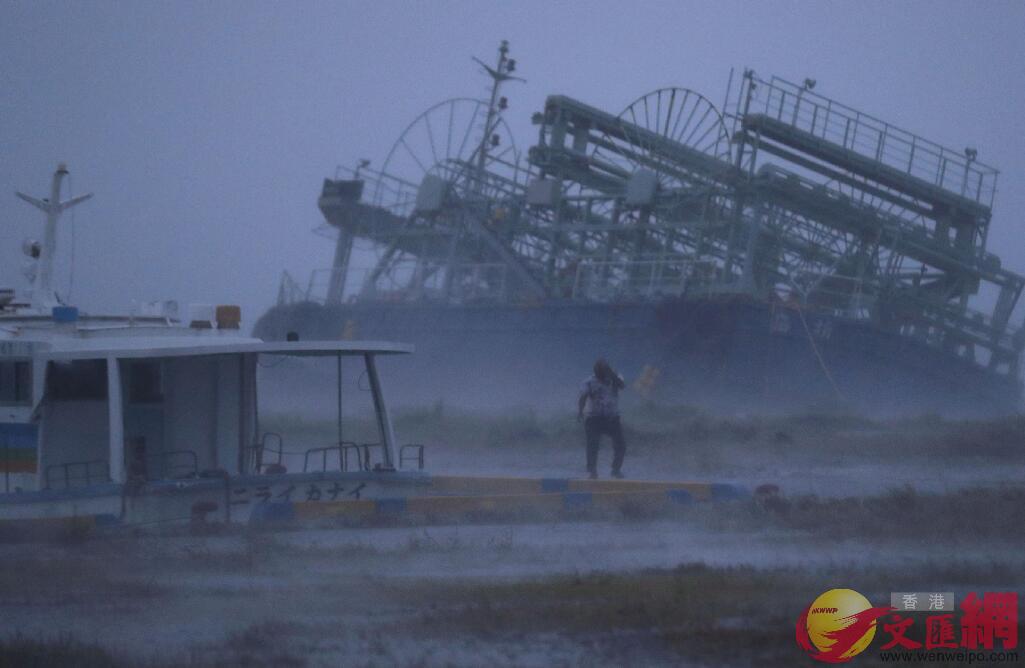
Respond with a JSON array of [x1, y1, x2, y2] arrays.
[[36, 339, 414, 361]]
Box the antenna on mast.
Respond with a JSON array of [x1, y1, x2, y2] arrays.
[[15, 163, 92, 311], [472, 40, 525, 180]]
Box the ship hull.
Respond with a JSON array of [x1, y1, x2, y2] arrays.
[[253, 298, 1022, 417]]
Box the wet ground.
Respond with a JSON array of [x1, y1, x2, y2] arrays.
[[1, 409, 1023, 666]]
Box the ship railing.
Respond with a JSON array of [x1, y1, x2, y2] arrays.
[[44, 459, 110, 490], [737, 73, 998, 207], [315, 261, 512, 305], [780, 272, 874, 314], [337, 156, 532, 218], [144, 450, 199, 480], [343, 166, 418, 215], [277, 268, 342, 306], [248, 433, 325, 475], [299, 442, 425, 473], [276, 271, 307, 306], [355, 260, 447, 302], [888, 288, 1022, 353], [426, 157, 532, 203], [252, 432, 284, 472], [572, 258, 695, 302], [447, 263, 508, 302], [399, 444, 425, 471], [305, 270, 333, 304], [786, 270, 1016, 332], [329, 165, 420, 216], [302, 442, 384, 473], [303, 442, 350, 473]]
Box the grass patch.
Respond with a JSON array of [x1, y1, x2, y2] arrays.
[[191, 621, 308, 667], [773, 485, 1025, 540], [0, 634, 127, 668], [402, 561, 1025, 666]]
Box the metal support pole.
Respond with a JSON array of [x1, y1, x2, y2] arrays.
[[741, 201, 764, 292], [238, 356, 245, 475], [107, 357, 125, 484], [336, 353, 343, 450], [326, 230, 354, 305], [364, 354, 396, 470]]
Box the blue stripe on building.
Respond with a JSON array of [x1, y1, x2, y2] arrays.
[[665, 489, 694, 504], [541, 478, 569, 493], [375, 497, 408, 514], [562, 492, 592, 509], [0, 423, 39, 449], [248, 501, 296, 524], [709, 483, 747, 500]]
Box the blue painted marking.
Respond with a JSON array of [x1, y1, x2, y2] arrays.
[[93, 513, 121, 527], [562, 492, 592, 509], [710, 484, 747, 500], [0, 423, 40, 448], [541, 478, 569, 493], [249, 501, 295, 524], [665, 489, 694, 505], [52, 306, 79, 323], [375, 497, 408, 514]]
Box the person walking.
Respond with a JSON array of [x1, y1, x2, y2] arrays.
[[577, 358, 627, 479]]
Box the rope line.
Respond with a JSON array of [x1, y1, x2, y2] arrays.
[[792, 302, 845, 402]]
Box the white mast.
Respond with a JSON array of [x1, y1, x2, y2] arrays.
[[15, 163, 92, 310]]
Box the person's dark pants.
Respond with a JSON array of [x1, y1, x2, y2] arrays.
[[584, 415, 626, 475]]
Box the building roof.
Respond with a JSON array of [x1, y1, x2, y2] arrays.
[[26, 339, 414, 361]]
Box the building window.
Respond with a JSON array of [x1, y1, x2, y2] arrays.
[[127, 361, 163, 404], [0, 361, 32, 405], [47, 360, 107, 401]]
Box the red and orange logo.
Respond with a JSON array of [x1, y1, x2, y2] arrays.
[[796, 589, 892, 663]]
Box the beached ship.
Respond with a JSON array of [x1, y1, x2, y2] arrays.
[[255, 43, 1025, 416]]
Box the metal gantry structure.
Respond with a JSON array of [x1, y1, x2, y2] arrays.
[[297, 44, 1025, 380]]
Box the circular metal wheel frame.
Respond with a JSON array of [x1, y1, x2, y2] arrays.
[[373, 98, 521, 212], [555, 88, 733, 286], [599, 87, 732, 191], [561, 87, 733, 247]]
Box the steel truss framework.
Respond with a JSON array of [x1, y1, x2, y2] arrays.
[[306, 52, 1024, 379]]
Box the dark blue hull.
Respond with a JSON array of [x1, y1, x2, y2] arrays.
[[254, 298, 1022, 416]]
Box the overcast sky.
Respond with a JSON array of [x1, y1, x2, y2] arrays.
[[2, 0, 1024, 329]]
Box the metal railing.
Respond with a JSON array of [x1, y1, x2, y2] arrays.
[[302, 442, 383, 473], [253, 432, 284, 472], [399, 444, 425, 470], [447, 263, 508, 302], [741, 74, 998, 206], [572, 258, 696, 301], [285, 261, 513, 307], [342, 443, 375, 471], [147, 450, 199, 480], [303, 444, 344, 473], [276, 271, 306, 306], [44, 459, 110, 490]]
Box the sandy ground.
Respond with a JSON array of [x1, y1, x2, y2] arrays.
[[1, 409, 1023, 666]]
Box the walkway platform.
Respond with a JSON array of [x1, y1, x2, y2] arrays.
[[250, 476, 749, 527]]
